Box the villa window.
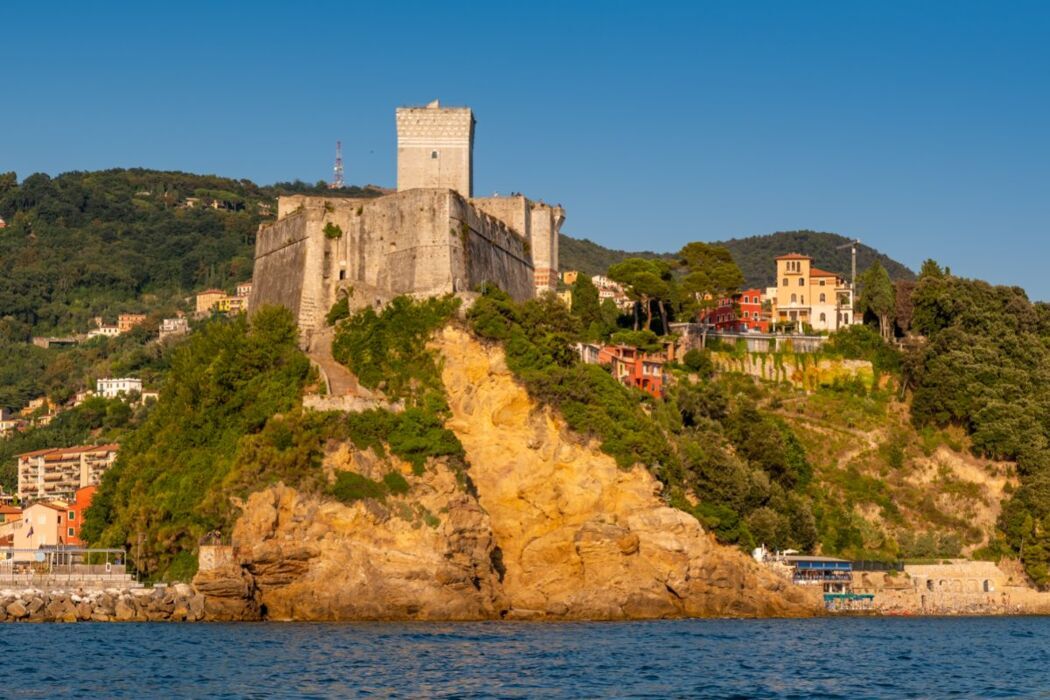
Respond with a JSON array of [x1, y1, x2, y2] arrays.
[[782, 278, 788, 287], [798, 278, 804, 286], [67, 527, 75, 537], [819, 293, 826, 303], [819, 312, 826, 323], [431, 150, 439, 159], [68, 511, 75, 520], [790, 293, 797, 303]]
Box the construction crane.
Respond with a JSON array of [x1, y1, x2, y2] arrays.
[[836, 238, 862, 291]]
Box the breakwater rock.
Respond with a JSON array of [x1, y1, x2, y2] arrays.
[[0, 584, 205, 622]]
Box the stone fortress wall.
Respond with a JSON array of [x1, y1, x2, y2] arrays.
[[250, 101, 562, 339]]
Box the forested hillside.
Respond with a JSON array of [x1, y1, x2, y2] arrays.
[[0, 169, 380, 335], [560, 230, 914, 287]]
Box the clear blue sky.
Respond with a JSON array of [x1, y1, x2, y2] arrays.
[[3, 1, 1048, 296]]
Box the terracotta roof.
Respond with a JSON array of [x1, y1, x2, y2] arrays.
[[775, 253, 812, 260], [810, 267, 841, 278], [29, 502, 68, 513], [198, 289, 226, 295], [39, 444, 119, 460], [0, 505, 22, 515], [17, 448, 59, 459]]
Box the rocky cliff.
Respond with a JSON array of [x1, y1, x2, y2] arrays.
[[196, 327, 820, 620]]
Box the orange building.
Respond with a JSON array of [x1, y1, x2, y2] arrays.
[[117, 313, 148, 333], [65, 485, 96, 546]]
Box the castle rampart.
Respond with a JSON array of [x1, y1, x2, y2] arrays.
[[250, 189, 536, 336], [250, 101, 561, 337]]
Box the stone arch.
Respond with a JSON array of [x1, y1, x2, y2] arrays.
[[939, 579, 947, 590], [984, 579, 993, 593], [926, 579, 934, 591], [967, 579, 979, 593], [951, 580, 962, 593]]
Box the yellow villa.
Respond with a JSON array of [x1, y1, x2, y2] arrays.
[[772, 253, 856, 332]]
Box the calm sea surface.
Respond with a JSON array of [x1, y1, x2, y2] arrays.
[[1, 617, 1048, 698]]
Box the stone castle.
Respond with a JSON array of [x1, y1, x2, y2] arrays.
[[249, 100, 563, 337]]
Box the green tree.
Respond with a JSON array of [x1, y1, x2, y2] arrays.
[[607, 258, 673, 332], [570, 274, 603, 339], [919, 258, 946, 280], [676, 242, 744, 343], [858, 261, 896, 340]]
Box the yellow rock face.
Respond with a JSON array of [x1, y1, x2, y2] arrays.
[[436, 326, 819, 619], [209, 327, 820, 620]]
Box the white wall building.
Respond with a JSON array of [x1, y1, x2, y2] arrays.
[[97, 377, 142, 398]]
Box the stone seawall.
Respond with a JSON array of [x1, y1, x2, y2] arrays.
[[0, 584, 205, 622]]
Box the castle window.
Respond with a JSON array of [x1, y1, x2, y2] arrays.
[[782, 278, 788, 287], [798, 278, 804, 286], [819, 293, 826, 303], [431, 150, 439, 159]]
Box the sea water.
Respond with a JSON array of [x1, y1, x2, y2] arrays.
[[1, 617, 1047, 698]]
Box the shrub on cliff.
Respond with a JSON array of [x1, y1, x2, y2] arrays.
[[332, 295, 460, 402], [332, 295, 468, 478]]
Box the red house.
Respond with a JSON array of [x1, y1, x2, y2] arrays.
[[596, 345, 668, 398], [701, 288, 769, 332]]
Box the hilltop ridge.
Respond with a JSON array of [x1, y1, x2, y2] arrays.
[[560, 230, 915, 287]]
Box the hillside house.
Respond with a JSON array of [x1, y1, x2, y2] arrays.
[[701, 288, 770, 332], [117, 313, 148, 333], [575, 343, 669, 398], [97, 377, 142, 399], [772, 254, 856, 332], [159, 316, 189, 340], [195, 289, 227, 315]]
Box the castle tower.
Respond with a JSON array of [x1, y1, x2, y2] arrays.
[[395, 100, 474, 197]]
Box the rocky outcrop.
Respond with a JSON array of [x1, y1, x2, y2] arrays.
[[0, 585, 204, 623], [220, 450, 506, 621], [436, 327, 819, 619], [198, 327, 820, 620]]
